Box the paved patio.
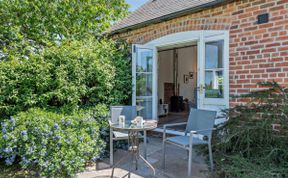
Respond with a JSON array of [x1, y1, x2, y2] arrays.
[[77, 137, 211, 178]]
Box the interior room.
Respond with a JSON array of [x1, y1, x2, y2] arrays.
[[157, 42, 198, 125]]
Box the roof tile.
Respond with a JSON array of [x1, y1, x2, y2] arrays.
[[110, 0, 217, 32]]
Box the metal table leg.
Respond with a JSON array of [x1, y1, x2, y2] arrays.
[[111, 130, 156, 178]]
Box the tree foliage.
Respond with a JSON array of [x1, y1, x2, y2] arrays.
[[214, 82, 288, 177], [0, 0, 132, 118], [0, 0, 129, 61]]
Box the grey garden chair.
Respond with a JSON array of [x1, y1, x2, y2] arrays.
[[162, 108, 217, 178], [109, 106, 147, 166]]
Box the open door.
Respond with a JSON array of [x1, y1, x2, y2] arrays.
[[132, 44, 158, 120], [198, 32, 229, 111]]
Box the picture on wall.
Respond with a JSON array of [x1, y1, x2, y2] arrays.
[[184, 75, 189, 84], [189, 72, 194, 79]]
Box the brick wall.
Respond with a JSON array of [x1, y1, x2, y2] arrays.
[[112, 0, 288, 107]]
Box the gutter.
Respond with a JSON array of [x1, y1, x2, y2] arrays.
[[109, 0, 234, 35]]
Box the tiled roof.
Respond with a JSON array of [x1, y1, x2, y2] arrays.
[[110, 0, 219, 33]]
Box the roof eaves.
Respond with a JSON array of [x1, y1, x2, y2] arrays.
[[109, 0, 233, 36]]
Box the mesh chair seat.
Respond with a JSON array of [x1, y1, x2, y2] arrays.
[[113, 131, 129, 138], [166, 135, 208, 146], [113, 131, 143, 138]]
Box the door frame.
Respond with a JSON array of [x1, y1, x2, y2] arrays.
[[132, 44, 158, 119], [133, 30, 229, 120], [201, 33, 230, 110]]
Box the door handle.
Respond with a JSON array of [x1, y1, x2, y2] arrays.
[[197, 85, 205, 93]]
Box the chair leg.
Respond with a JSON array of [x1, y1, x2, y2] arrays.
[[188, 147, 193, 178], [110, 128, 113, 167], [144, 130, 147, 159], [208, 142, 214, 172], [162, 140, 166, 169], [188, 134, 193, 178]]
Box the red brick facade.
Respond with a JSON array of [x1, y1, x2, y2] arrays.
[[113, 0, 288, 107]]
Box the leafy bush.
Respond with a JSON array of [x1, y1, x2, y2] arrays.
[[0, 106, 109, 177], [0, 0, 131, 176], [214, 82, 288, 177], [0, 39, 132, 118], [0, 0, 132, 119], [0, 0, 129, 61]]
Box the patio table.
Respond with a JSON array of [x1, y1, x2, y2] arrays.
[[110, 122, 157, 178]]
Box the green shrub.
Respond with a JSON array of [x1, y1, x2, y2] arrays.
[[0, 0, 129, 61], [0, 0, 132, 118], [0, 39, 132, 118], [0, 106, 109, 177], [214, 82, 288, 177], [0, 0, 131, 176]]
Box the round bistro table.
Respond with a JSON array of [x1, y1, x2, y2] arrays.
[[110, 122, 157, 178]]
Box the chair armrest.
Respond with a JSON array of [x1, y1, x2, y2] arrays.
[[163, 122, 187, 140], [189, 130, 197, 147], [193, 128, 216, 134], [189, 128, 216, 144], [163, 122, 187, 130], [190, 130, 197, 134]]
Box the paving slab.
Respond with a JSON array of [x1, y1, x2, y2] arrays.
[[77, 137, 211, 178]]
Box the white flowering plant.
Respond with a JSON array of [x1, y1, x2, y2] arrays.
[[0, 107, 108, 177]]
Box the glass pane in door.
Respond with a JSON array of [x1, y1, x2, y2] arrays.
[[205, 40, 223, 69], [205, 70, 223, 98], [136, 98, 152, 119], [205, 40, 224, 98], [137, 49, 153, 72], [136, 73, 153, 96], [136, 48, 153, 119]]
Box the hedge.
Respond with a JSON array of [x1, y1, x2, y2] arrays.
[[0, 39, 132, 119]]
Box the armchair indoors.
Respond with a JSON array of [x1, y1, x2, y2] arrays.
[[162, 108, 217, 178]]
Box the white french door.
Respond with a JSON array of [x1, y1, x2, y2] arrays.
[[198, 32, 229, 111], [132, 44, 158, 120], [132, 31, 229, 118]]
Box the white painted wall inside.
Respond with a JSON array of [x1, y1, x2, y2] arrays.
[[178, 46, 197, 102], [158, 46, 197, 104]]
